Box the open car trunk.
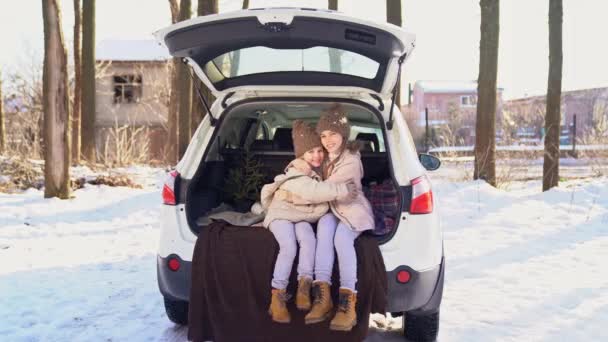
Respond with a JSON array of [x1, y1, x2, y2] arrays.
[[154, 8, 415, 97], [185, 100, 403, 242]]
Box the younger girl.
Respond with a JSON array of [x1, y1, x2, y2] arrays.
[[302, 106, 375, 331], [260, 120, 357, 324]]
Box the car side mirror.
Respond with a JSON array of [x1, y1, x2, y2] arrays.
[[419, 153, 441, 171]]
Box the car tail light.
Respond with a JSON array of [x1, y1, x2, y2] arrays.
[[397, 270, 411, 283], [410, 175, 433, 214], [167, 257, 180, 272], [162, 170, 179, 205]]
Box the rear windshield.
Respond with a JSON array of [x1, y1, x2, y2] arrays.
[[207, 46, 380, 80]]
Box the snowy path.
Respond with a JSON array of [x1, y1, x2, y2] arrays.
[[1, 169, 607, 341]]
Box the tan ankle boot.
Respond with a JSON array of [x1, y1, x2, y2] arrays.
[[329, 288, 357, 331], [304, 281, 333, 324], [296, 277, 313, 311], [268, 288, 291, 323]]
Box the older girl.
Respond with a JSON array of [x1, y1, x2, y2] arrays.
[[303, 105, 375, 331]]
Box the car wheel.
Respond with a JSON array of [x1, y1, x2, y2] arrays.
[[164, 297, 189, 325], [403, 310, 439, 342]]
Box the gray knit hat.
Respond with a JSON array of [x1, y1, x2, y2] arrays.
[[292, 120, 322, 158], [315, 104, 350, 139]]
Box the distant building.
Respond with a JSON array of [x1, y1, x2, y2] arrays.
[[504, 87, 608, 137], [95, 39, 171, 161], [403, 80, 504, 146]]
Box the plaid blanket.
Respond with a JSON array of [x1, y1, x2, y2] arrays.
[[364, 180, 400, 236]]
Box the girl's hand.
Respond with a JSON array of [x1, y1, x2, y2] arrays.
[[339, 180, 359, 202]]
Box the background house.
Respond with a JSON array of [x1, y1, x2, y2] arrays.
[[403, 80, 504, 147], [504, 87, 608, 144], [95, 39, 171, 161]]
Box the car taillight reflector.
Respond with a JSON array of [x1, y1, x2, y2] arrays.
[[397, 270, 411, 283], [162, 170, 179, 205], [167, 257, 180, 272], [410, 175, 433, 214]]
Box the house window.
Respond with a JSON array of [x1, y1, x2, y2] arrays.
[[460, 95, 477, 107], [113, 75, 142, 104]]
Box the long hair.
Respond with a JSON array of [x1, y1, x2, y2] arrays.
[[321, 140, 362, 179]]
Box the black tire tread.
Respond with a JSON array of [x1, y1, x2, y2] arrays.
[[403, 311, 439, 342], [164, 297, 189, 325]]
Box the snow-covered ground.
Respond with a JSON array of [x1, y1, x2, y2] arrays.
[[1, 166, 607, 341]]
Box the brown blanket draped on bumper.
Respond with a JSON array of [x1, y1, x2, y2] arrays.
[[188, 221, 387, 342]]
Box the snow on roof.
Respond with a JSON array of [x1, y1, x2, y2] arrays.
[[416, 80, 504, 94], [96, 39, 170, 61]]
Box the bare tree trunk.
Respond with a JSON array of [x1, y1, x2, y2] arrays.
[[42, 0, 71, 199], [81, 0, 96, 163], [72, 0, 82, 164], [228, 0, 248, 77], [327, 0, 342, 73], [190, 0, 217, 138], [169, 0, 179, 22], [543, 0, 563, 191], [177, 0, 192, 159], [167, 0, 180, 164], [0, 67, 5, 155], [386, 0, 402, 108], [474, 0, 499, 186]]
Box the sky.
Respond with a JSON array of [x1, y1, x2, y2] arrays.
[[0, 0, 607, 99]]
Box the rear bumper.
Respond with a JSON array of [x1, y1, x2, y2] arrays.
[[386, 256, 444, 314], [157, 254, 191, 301], [158, 254, 445, 314]]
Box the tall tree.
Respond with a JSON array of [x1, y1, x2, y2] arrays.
[[81, 0, 96, 162], [42, 0, 71, 199], [177, 0, 192, 159], [228, 0, 247, 76], [190, 0, 218, 137], [167, 0, 180, 164], [543, 0, 563, 191], [473, 0, 499, 186], [328, 0, 341, 73], [72, 0, 82, 164], [0, 67, 5, 155], [386, 0, 403, 107]]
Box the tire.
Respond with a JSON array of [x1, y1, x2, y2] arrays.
[[164, 297, 189, 325], [403, 310, 439, 342]]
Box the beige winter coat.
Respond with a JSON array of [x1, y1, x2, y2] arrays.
[[324, 150, 375, 232], [260, 160, 349, 228]]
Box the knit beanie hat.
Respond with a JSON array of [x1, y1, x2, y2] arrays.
[[315, 104, 350, 139], [292, 120, 322, 158]]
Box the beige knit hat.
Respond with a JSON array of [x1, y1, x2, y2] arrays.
[[292, 120, 322, 158], [315, 104, 350, 139]]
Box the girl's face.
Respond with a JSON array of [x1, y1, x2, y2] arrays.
[[319, 130, 344, 155], [302, 146, 325, 168]]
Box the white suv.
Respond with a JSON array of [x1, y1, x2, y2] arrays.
[[155, 8, 443, 342]]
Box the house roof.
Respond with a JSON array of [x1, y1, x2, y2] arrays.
[[415, 80, 504, 94], [507, 86, 608, 103], [96, 39, 171, 62]]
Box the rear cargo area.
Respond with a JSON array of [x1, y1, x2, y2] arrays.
[[185, 101, 402, 240]]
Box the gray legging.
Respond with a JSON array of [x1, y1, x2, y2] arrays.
[[269, 214, 361, 291], [317, 212, 362, 291], [269, 220, 316, 290]]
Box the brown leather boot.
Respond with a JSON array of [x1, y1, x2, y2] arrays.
[[268, 288, 291, 323], [304, 281, 333, 324], [296, 277, 313, 311], [329, 288, 357, 331]]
